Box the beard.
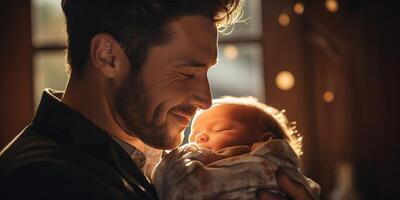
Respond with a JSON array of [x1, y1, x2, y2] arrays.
[[112, 70, 184, 150]]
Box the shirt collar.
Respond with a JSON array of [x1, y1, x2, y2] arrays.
[[33, 88, 112, 147], [34, 89, 151, 170], [32, 89, 159, 198], [110, 136, 146, 169]]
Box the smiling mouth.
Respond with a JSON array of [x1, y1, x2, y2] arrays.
[[171, 112, 191, 126]]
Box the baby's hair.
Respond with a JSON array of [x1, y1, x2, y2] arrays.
[[193, 96, 303, 157]]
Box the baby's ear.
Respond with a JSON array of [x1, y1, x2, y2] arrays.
[[260, 131, 275, 141]]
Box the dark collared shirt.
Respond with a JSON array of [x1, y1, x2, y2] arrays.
[[111, 135, 146, 169], [0, 89, 158, 200]]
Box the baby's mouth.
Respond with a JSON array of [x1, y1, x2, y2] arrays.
[[195, 143, 213, 151]]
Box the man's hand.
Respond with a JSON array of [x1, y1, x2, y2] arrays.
[[257, 171, 313, 200]]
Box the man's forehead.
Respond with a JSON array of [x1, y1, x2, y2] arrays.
[[167, 16, 218, 60], [169, 15, 217, 38]]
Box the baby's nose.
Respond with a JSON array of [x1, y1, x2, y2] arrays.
[[195, 133, 209, 144]]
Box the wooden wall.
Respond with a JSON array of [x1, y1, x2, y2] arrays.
[[0, 1, 34, 149], [261, 0, 399, 199]]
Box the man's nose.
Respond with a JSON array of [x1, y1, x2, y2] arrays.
[[195, 133, 209, 144], [192, 77, 212, 110]]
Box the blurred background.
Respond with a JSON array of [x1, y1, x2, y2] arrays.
[[0, 0, 399, 199]]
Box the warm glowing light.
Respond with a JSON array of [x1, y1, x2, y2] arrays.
[[223, 45, 239, 60], [325, 0, 339, 13], [185, 161, 193, 167], [278, 13, 291, 27], [276, 71, 295, 90], [323, 91, 335, 103], [294, 2, 305, 15]]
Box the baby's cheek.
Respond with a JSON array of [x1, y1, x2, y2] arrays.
[[188, 132, 197, 143], [215, 136, 237, 149], [188, 133, 196, 143]]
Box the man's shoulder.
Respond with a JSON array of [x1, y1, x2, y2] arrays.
[[0, 124, 132, 199], [1, 124, 70, 166], [0, 155, 129, 200], [0, 123, 112, 178]]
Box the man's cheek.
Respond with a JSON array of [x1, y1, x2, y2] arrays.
[[177, 80, 193, 91], [142, 94, 159, 124], [148, 83, 176, 99], [144, 95, 169, 126]]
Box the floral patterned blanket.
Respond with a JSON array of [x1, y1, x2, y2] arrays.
[[152, 139, 320, 200]]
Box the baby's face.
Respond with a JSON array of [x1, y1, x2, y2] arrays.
[[189, 104, 261, 151]]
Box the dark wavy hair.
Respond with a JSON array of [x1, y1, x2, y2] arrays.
[[61, 0, 244, 75]]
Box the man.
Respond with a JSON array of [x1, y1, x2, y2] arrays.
[[0, 0, 312, 199]]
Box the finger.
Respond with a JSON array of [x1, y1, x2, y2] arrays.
[[276, 171, 312, 200]]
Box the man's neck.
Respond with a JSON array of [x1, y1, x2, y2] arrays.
[[62, 73, 146, 153]]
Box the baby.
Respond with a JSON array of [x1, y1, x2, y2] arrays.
[[152, 96, 320, 200]]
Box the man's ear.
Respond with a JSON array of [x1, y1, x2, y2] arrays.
[[90, 33, 127, 78], [259, 131, 275, 142]]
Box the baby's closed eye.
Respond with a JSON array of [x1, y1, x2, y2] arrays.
[[212, 126, 235, 133]]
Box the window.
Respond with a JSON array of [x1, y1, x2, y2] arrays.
[[213, 0, 264, 101], [32, 0, 67, 108]]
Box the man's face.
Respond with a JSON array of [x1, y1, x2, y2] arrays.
[[113, 16, 217, 150], [189, 104, 261, 151]]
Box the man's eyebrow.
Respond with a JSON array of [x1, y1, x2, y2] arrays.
[[176, 61, 208, 68]]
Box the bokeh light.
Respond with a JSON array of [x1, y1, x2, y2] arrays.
[[223, 44, 239, 60], [275, 71, 295, 90], [325, 0, 339, 13], [323, 91, 335, 103], [294, 2, 305, 15], [278, 13, 291, 27]]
